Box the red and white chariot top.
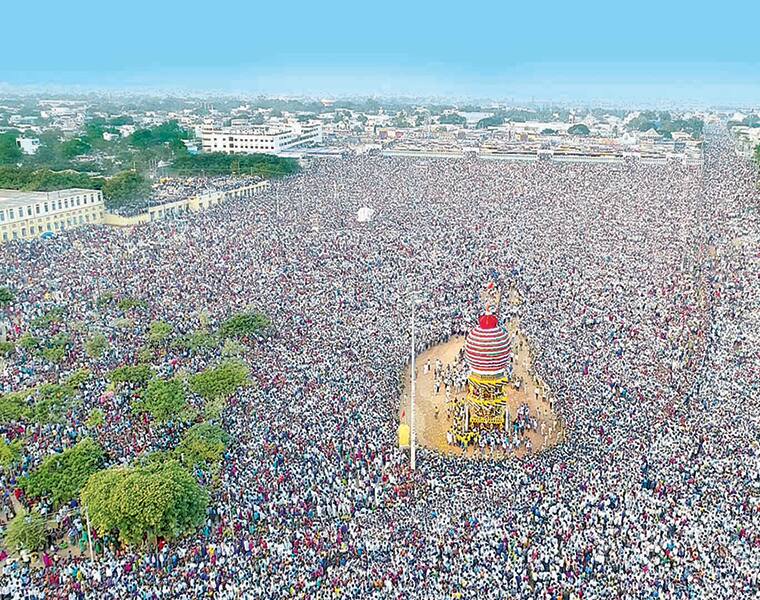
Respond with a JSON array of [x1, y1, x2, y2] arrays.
[[464, 313, 512, 376]]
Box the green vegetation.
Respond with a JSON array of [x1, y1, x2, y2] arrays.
[[0, 165, 104, 192], [0, 341, 15, 357], [0, 438, 23, 469], [117, 297, 149, 312], [175, 423, 230, 469], [438, 113, 466, 126], [0, 390, 32, 423], [3, 510, 48, 552], [134, 378, 187, 423], [0, 286, 14, 307], [148, 320, 173, 345], [81, 461, 209, 546], [0, 132, 23, 164], [64, 367, 92, 389], [86, 408, 105, 429], [85, 333, 109, 357], [189, 360, 250, 402], [128, 121, 189, 150], [178, 330, 217, 353], [30, 307, 64, 329], [108, 364, 153, 387], [21, 438, 104, 506], [567, 124, 591, 136], [626, 111, 703, 139], [102, 171, 151, 210], [17, 334, 40, 353], [171, 152, 299, 177], [476, 115, 505, 129], [219, 311, 270, 339]]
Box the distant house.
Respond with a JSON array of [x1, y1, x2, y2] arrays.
[[639, 128, 661, 141], [16, 137, 40, 155]]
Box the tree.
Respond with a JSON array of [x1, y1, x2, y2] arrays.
[[81, 461, 209, 546], [102, 171, 151, 210], [0, 286, 14, 307], [108, 364, 153, 387], [3, 509, 48, 552], [476, 115, 505, 129], [171, 152, 299, 177], [219, 311, 270, 339], [148, 320, 173, 345], [85, 333, 109, 357], [567, 124, 590, 136], [21, 438, 104, 506], [60, 138, 92, 159], [755, 144, 760, 164], [438, 113, 466, 126], [64, 367, 92, 389], [0, 438, 23, 468], [0, 133, 23, 165], [178, 330, 217, 353], [86, 408, 105, 429], [0, 391, 32, 423], [0, 341, 15, 357], [134, 378, 187, 423], [175, 423, 230, 469], [17, 334, 40, 353], [189, 361, 250, 402]]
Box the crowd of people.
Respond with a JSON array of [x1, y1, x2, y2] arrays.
[[0, 125, 758, 599]]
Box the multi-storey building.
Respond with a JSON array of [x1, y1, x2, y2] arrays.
[[200, 120, 322, 155], [0, 188, 105, 243]]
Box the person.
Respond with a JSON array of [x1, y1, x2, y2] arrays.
[[0, 124, 757, 599]]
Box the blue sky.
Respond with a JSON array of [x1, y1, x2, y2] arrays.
[[2, 0, 759, 105]]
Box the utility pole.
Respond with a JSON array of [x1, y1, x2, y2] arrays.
[[85, 504, 94, 561], [410, 294, 417, 471]]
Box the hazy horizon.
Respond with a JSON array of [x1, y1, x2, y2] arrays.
[[2, 0, 760, 107]]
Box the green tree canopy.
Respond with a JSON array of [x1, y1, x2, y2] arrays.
[[102, 171, 151, 210], [108, 364, 153, 387], [21, 438, 104, 506], [438, 113, 466, 126], [81, 461, 209, 546], [148, 320, 173, 345], [0, 438, 23, 469], [171, 152, 299, 177], [0, 286, 14, 307], [219, 311, 270, 339], [567, 124, 591, 136], [60, 138, 92, 159], [3, 509, 48, 552], [0, 132, 23, 165], [85, 333, 109, 358], [134, 378, 187, 423], [175, 423, 230, 469], [189, 360, 250, 402]]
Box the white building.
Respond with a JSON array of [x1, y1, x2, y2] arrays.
[[201, 121, 323, 155], [0, 188, 105, 243], [15, 137, 40, 155]]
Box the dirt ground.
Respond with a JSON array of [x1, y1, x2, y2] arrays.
[[399, 320, 564, 460]]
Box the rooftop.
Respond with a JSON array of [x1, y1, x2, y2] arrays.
[[0, 188, 100, 210]]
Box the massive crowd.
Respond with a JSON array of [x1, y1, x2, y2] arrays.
[[0, 126, 758, 599]]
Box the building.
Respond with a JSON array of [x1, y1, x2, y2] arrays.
[[15, 137, 40, 155], [102, 181, 270, 227], [200, 121, 322, 155], [0, 188, 105, 243]]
